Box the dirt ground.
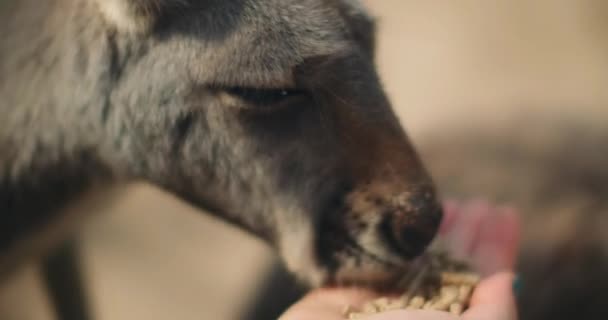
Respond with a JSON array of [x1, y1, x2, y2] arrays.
[[1, 1, 607, 319]]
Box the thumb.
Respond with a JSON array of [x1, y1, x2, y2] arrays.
[[463, 272, 518, 320]]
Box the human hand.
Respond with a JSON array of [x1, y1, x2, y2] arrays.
[[280, 200, 520, 320]]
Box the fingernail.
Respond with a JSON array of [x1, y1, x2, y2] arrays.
[[512, 275, 522, 297]]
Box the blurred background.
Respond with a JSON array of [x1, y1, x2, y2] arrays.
[[1, 0, 607, 319]]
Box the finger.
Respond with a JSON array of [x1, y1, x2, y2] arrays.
[[499, 206, 521, 269], [439, 199, 460, 235], [441, 199, 489, 260], [471, 206, 520, 275], [464, 272, 517, 320]]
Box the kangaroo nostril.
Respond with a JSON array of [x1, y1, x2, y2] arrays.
[[379, 198, 443, 259]]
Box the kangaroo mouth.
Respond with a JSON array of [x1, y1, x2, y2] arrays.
[[326, 228, 441, 288], [316, 223, 413, 286], [342, 233, 402, 268], [313, 182, 433, 286]]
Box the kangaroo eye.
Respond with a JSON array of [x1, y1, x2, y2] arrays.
[[223, 87, 306, 107]]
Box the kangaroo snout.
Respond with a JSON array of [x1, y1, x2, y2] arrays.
[[344, 181, 442, 257], [315, 175, 443, 286]]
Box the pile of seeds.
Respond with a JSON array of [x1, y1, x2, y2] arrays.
[[343, 252, 480, 319]]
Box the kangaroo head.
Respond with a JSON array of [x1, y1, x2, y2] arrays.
[[92, 0, 442, 286]]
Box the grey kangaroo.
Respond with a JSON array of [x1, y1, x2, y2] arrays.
[[0, 0, 442, 296]]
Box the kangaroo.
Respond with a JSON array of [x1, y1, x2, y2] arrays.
[[0, 0, 443, 291]]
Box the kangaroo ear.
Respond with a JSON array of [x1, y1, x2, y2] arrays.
[[94, 0, 185, 34]]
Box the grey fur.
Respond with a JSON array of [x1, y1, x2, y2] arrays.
[[0, 0, 441, 286]]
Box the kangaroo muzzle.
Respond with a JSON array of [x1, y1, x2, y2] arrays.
[[311, 180, 442, 287]]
